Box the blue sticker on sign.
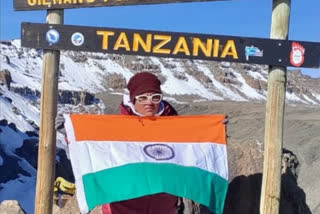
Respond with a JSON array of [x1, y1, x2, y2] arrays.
[[71, 32, 85, 46], [46, 29, 60, 45], [245, 46, 263, 61]]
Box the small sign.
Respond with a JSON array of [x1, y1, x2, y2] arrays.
[[21, 22, 320, 68], [245, 46, 263, 61], [45, 29, 60, 45], [14, 0, 231, 11], [71, 32, 85, 46], [290, 42, 305, 67]]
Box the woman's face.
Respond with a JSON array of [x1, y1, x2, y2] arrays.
[[134, 92, 162, 116]]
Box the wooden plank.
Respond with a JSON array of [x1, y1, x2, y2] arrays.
[[21, 22, 320, 68], [34, 10, 63, 214], [260, 0, 290, 214], [14, 0, 232, 11]]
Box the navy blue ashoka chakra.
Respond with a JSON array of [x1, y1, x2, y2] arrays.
[[143, 144, 175, 160]]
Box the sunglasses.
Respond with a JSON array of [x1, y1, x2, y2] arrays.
[[135, 93, 163, 104]]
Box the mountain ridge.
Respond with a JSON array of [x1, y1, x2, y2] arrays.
[[1, 39, 320, 105]]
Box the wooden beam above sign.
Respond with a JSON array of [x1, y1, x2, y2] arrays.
[[21, 22, 320, 68], [14, 0, 232, 11]]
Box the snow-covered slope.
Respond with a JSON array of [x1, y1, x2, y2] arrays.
[[1, 39, 319, 104]]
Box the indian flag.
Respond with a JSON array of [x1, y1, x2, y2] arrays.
[[64, 114, 228, 214]]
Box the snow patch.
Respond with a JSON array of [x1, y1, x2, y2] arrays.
[[286, 92, 307, 104], [302, 94, 317, 104], [246, 69, 268, 81], [197, 64, 247, 101], [231, 70, 266, 100], [311, 91, 320, 103], [0, 87, 39, 132]]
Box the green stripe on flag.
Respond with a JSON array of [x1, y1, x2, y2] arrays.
[[83, 163, 228, 214]]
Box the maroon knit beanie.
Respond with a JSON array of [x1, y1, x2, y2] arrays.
[[127, 72, 162, 103]]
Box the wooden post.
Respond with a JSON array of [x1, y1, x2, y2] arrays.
[[260, 0, 290, 214], [34, 10, 64, 214]]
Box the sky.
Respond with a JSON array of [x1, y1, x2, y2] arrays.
[[0, 0, 319, 77]]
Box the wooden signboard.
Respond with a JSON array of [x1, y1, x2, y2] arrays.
[[21, 22, 320, 68], [14, 0, 231, 11]]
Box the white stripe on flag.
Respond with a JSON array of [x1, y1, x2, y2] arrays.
[[69, 141, 228, 180]]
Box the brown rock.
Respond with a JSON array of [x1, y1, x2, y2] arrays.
[[214, 70, 237, 85], [67, 52, 88, 63], [53, 194, 103, 214], [0, 200, 25, 214], [105, 73, 127, 90], [55, 194, 80, 214], [52, 203, 61, 214], [184, 67, 212, 86], [0, 69, 12, 90], [242, 73, 261, 90], [173, 71, 188, 81], [91, 205, 104, 214], [222, 140, 263, 214], [58, 90, 95, 105]]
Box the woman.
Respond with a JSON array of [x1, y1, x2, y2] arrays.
[[102, 72, 180, 214]]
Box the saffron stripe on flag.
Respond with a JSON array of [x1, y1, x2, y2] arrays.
[[67, 114, 226, 144]]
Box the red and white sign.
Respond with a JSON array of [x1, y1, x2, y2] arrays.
[[290, 42, 305, 67]]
